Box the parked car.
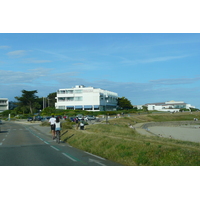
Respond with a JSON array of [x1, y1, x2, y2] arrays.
[[27, 117, 33, 121], [34, 116, 43, 121], [86, 115, 96, 120], [76, 115, 83, 120]]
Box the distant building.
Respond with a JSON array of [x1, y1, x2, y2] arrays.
[[136, 105, 143, 110], [144, 100, 195, 112], [0, 98, 9, 112], [55, 85, 118, 111]]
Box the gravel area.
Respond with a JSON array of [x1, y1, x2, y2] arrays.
[[148, 125, 200, 143]]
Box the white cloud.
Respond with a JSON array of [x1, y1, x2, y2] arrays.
[[0, 68, 51, 84], [7, 50, 27, 57], [23, 58, 52, 63], [141, 55, 189, 63], [0, 45, 10, 49], [150, 77, 200, 85], [1, 68, 200, 108], [121, 55, 189, 65]]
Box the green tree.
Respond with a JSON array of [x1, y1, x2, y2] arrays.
[[117, 97, 133, 110], [41, 107, 56, 116], [15, 90, 41, 114], [142, 105, 148, 112], [47, 92, 56, 107]]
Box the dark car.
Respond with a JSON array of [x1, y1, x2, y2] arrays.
[[34, 116, 43, 121], [27, 117, 33, 121]]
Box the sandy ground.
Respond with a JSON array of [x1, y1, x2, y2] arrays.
[[148, 125, 200, 143]]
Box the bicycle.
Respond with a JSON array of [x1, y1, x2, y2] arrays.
[[55, 130, 60, 144]]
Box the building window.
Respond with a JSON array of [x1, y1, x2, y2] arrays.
[[84, 105, 92, 110], [66, 106, 74, 110], [66, 97, 74, 101], [0, 100, 7, 104], [74, 97, 83, 101], [57, 90, 66, 94], [66, 90, 73, 94], [58, 106, 65, 109], [58, 97, 65, 101], [75, 105, 83, 110], [74, 90, 82, 94], [94, 105, 99, 110]]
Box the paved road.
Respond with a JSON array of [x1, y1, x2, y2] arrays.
[[0, 121, 121, 166]]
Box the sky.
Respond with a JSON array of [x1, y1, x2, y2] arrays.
[[0, 0, 200, 109], [1, 33, 200, 108]]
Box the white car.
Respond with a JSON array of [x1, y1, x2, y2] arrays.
[[86, 115, 96, 120]]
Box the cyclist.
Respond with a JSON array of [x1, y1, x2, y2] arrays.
[[55, 117, 61, 142], [55, 117, 61, 131], [49, 115, 56, 139]]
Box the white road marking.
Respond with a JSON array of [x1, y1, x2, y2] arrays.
[[50, 146, 59, 151], [0, 143, 2, 145], [2, 139, 5, 141], [44, 141, 49, 145], [89, 158, 106, 166], [84, 152, 105, 160], [62, 153, 77, 162]]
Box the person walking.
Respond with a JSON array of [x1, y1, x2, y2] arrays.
[[80, 118, 85, 130], [49, 115, 56, 139]]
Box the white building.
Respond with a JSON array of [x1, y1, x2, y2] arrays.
[[55, 85, 118, 111], [144, 100, 195, 112], [0, 98, 9, 112]]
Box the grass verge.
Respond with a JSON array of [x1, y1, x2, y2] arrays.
[[52, 112, 200, 165]]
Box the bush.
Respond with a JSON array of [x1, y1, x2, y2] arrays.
[[40, 121, 50, 126], [62, 121, 73, 129]]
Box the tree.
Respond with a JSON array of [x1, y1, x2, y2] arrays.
[[15, 90, 41, 114], [142, 105, 148, 112], [117, 97, 133, 110], [47, 92, 56, 107]]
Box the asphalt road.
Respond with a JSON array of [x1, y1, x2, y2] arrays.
[[0, 121, 121, 166]]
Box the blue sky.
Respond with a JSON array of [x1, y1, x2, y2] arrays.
[[0, 33, 200, 108]]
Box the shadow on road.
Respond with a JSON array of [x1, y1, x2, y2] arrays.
[[0, 131, 8, 133]]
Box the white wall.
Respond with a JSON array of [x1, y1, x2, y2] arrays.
[[55, 86, 118, 111]]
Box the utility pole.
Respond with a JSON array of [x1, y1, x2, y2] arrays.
[[43, 97, 46, 110]]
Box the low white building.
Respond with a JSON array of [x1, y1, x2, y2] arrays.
[[144, 100, 195, 112], [55, 85, 118, 111], [0, 98, 9, 112]]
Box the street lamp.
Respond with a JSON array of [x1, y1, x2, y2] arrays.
[[105, 94, 109, 123]]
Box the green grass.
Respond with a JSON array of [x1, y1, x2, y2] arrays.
[[58, 112, 200, 166]]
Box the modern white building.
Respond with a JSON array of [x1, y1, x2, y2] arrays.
[[55, 85, 118, 111], [144, 100, 195, 112], [0, 98, 9, 112]]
